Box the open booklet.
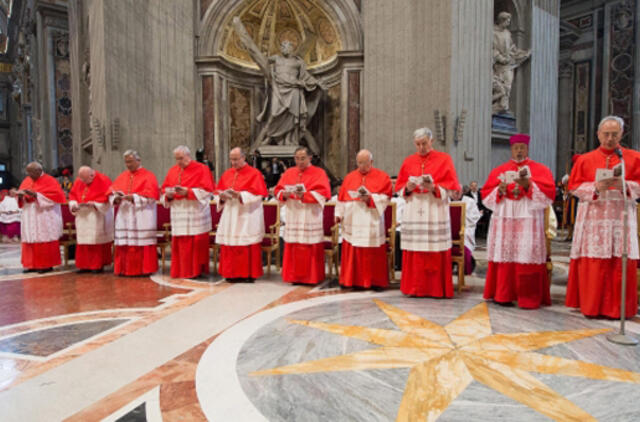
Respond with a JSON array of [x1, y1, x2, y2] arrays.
[[284, 184, 306, 193], [498, 165, 531, 184], [409, 174, 433, 185], [595, 163, 622, 182], [348, 185, 371, 199]]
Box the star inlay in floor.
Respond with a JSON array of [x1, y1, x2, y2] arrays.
[[251, 300, 640, 421]]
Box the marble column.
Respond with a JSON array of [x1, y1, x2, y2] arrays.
[[557, 58, 574, 177]]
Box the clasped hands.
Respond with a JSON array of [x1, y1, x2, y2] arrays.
[[10, 188, 35, 198], [406, 180, 434, 194], [112, 192, 134, 205], [165, 186, 188, 200], [498, 169, 530, 196], [282, 186, 305, 200]]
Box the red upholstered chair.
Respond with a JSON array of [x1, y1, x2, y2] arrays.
[[209, 201, 223, 274], [60, 203, 76, 267], [156, 204, 171, 273], [449, 202, 466, 292], [262, 201, 281, 275], [323, 202, 340, 279], [384, 202, 397, 282]]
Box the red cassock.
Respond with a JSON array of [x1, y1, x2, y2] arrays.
[[109, 167, 160, 276], [19, 174, 66, 269], [395, 152, 461, 297], [275, 165, 331, 285], [566, 146, 640, 318], [481, 158, 555, 309], [338, 167, 392, 288], [216, 164, 268, 279], [161, 161, 215, 279], [69, 171, 113, 270]]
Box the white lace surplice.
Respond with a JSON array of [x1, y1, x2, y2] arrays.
[[484, 181, 552, 264], [21, 193, 63, 243], [335, 193, 389, 247], [570, 181, 640, 260], [281, 191, 326, 244], [111, 194, 157, 246], [400, 187, 451, 252], [69, 200, 114, 245], [161, 188, 212, 236], [215, 192, 265, 246]]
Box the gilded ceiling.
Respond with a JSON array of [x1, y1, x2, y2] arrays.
[[219, 0, 342, 69]]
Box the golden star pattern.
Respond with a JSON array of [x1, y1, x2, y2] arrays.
[[250, 300, 640, 421]]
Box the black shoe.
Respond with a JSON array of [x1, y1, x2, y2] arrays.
[[76, 269, 91, 274], [37, 268, 53, 274], [91, 268, 104, 274], [371, 286, 386, 292], [23, 268, 36, 273], [243, 278, 255, 283]]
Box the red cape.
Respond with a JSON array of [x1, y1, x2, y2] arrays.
[[568, 146, 640, 191], [19, 173, 66, 204], [161, 160, 215, 200], [338, 167, 392, 206], [482, 158, 555, 201], [69, 171, 112, 203], [109, 167, 159, 200], [395, 151, 460, 193], [217, 164, 268, 197], [274, 165, 331, 203]]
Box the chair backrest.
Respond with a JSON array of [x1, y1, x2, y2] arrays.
[[263, 201, 280, 232], [61, 203, 75, 226], [210, 201, 223, 231], [323, 203, 336, 236], [449, 202, 465, 244], [384, 202, 396, 236], [156, 203, 171, 231]]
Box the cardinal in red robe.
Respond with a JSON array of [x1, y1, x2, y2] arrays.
[[161, 146, 215, 279], [109, 151, 160, 276], [216, 148, 268, 282], [566, 116, 640, 318], [336, 149, 392, 289], [69, 166, 114, 272], [481, 134, 555, 308], [395, 128, 461, 297], [13, 162, 66, 272], [274, 147, 331, 285]]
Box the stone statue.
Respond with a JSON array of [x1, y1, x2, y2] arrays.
[[492, 12, 531, 115], [232, 17, 325, 154]]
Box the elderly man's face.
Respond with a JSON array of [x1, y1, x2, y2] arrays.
[[414, 136, 433, 156], [510, 143, 528, 162], [229, 150, 246, 170], [124, 155, 141, 172], [26, 166, 42, 181], [597, 120, 623, 150], [470, 182, 478, 192], [356, 154, 372, 174], [174, 151, 191, 169], [294, 150, 311, 171], [79, 170, 95, 185]]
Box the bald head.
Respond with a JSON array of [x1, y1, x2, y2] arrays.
[[229, 147, 246, 169], [356, 149, 373, 174], [25, 162, 43, 180], [78, 166, 96, 185]]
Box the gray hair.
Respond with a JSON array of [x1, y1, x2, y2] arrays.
[[413, 127, 433, 140], [123, 149, 141, 160], [26, 161, 43, 171], [598, 115, 625, 132], [356, 149, 373, 161], [173, 145, 192, 157]]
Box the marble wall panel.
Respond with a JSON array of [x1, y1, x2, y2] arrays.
[[325, 83, 342, 179], [202, 76, 215, 164], [347, 71, 360, 173], [228, 85, 252, 153]]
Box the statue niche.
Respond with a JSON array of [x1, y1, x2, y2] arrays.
[[232, 17, 326, 155]]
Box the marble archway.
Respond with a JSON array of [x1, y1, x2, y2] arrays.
[[197, 0, 363, 181]]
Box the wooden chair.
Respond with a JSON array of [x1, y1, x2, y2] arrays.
[[323, 202, 340, 279], [384, 202, 397, 281], [449, 202, 466, 292], [262, 201, 281, 275], [544, 206, 554, 280], [156, 204, 171, 273], [60, 204, 77, 268], [209, 201, 223, 274]]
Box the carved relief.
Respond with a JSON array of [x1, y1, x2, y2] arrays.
[[607, 0, 635, 145], [573, 61, 590, 154], [325, 84, 341, 178]]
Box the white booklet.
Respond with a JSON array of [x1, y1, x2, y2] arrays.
[[498, 171, 518, 184], [409, 174, 433, 185], [284, 184, 306, 193], [348, 185, 371, 199]]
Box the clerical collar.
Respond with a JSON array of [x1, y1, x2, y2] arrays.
[[511, 157, 528, 164], [598, 146, 617, 155]]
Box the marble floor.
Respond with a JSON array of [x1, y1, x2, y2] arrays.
[[0, 238, 639, 422]]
